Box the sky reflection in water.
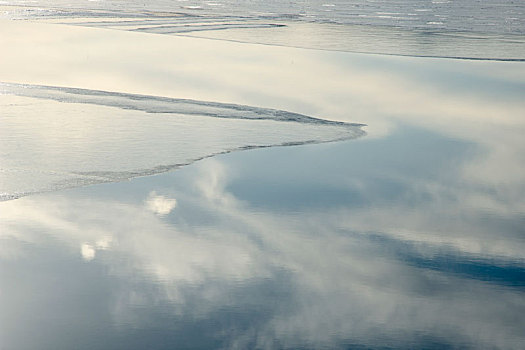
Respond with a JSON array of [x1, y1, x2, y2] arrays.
[[1, 125, 525, 349], [1, 19, 525, 350]]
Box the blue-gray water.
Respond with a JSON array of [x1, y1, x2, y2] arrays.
[[2, 129, 525, 349], [1, 1, 525, 349]]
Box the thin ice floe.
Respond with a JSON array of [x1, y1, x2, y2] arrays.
[[0, 82, 365, 201]]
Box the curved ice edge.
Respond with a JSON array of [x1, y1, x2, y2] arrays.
[[367, 52, 525, 62], [0, 134, 363, 203], [130, 23, 287, 34], [0, 82, 366, 202], [0, 82, 365, 128]]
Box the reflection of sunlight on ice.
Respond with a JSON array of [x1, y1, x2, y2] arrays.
[[145, 191, 177, 216]]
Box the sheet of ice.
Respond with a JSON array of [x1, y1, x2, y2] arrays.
[[0, 84, 364, 201]]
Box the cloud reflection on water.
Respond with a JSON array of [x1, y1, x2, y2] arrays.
[[1, 142, 524, 349], [2, 20, 524, 195], [0, 18, 524, 350], [145, 191, 177, 216]]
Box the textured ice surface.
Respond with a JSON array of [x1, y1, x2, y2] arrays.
[[2, 0, 524, 60], [2, 0, 524, 34]]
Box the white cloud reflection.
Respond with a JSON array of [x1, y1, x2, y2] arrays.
[[81, 243, 96, 261], [145, 191, 177, 216], [1, 155, 524, 349]]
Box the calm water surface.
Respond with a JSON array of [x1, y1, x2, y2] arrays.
[[1, 2, 525, 349], [2, 51, 525, 347], [1, 126, 525, 349]]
